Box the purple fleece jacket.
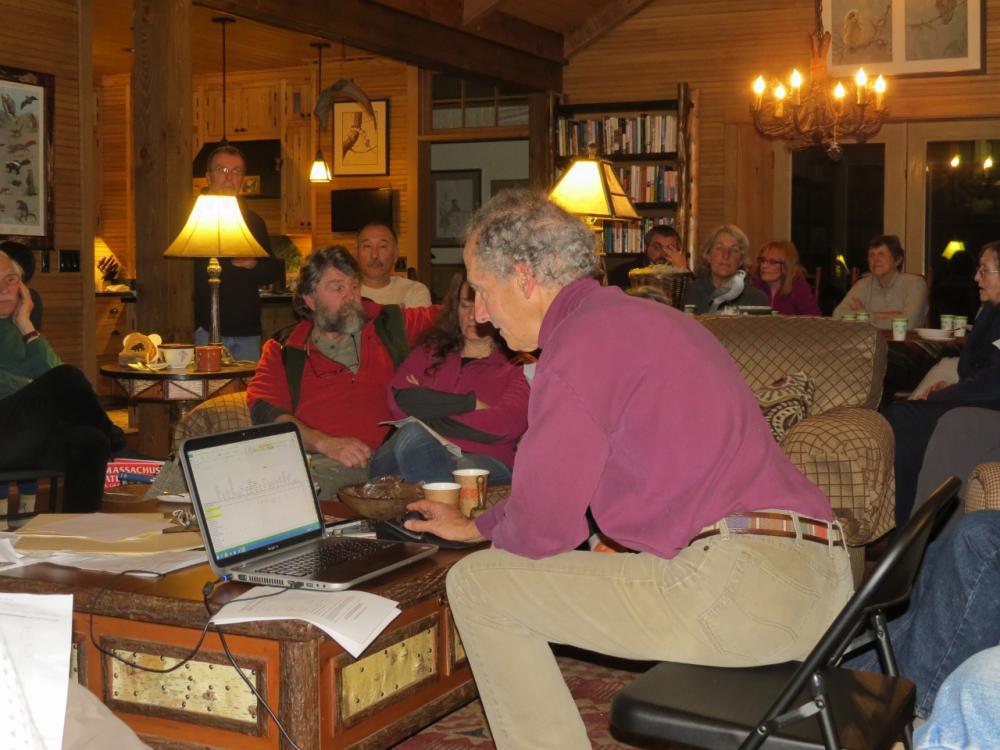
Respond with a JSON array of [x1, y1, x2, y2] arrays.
[[388, 345, 529, 468], [751, 275, 822, 316], [474, 277, 833, 560]]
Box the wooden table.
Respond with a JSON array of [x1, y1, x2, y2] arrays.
[[100, 363, 256, 457], [0, 506, 476, 750]]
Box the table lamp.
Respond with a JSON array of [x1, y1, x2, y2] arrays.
[[548, 149, 639, 228], [163, 194, 268, 344]]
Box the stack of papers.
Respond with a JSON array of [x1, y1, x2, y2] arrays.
[[12, 513, 202, 554], [211, 587, 401, 658]]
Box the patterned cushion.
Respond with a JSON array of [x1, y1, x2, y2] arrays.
[[965, 462, 1000, 513], [755, 372, 815, 442]]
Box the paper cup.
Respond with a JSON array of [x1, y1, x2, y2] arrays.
[[855, 311, 871, 322], [953, 315, 967, 337], [940, 314, 955, 332], [841, 313, 857, 322], [453, 469, 489, 517], [422, 482, 460, 509], [891, 317, 908, 342]]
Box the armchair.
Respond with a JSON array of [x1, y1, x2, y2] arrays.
[[700, 315, 893, 547]]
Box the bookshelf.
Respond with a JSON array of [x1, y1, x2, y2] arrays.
[[554, 84, 697, 269]]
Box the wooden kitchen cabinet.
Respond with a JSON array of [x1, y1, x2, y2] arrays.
[[282, 117, 314, 234], [197, 80, 280, 142]]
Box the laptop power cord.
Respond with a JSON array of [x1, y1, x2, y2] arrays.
[[87, 571, 305, 750]]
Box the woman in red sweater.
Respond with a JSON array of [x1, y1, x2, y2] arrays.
[[369, 270, 529, 484]]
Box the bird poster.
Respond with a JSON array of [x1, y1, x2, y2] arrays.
[[0, 65, 49, 244], [333, 99, 388, 176], [826, 0, 982, 76]]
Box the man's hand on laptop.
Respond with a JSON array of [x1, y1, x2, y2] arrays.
[[404, 501, 485, 543], [314, 435, 372, 468]]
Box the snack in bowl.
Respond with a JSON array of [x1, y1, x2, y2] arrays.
[[337, 476, 424, 520]]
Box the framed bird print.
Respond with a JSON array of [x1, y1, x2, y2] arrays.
[[0, 64, 53, 248], [825, 0, 984, 77], [332, 99, 389, 176]]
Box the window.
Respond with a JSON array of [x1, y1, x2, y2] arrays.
[[429, 73, 528, 130]]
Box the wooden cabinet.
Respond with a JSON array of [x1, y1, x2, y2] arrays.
[[260, 298, 299, 340], [281, 118, 314, 233], [197, 80, 280, 142], [555, 84, 697, 274], [94, 295, 135, 397]]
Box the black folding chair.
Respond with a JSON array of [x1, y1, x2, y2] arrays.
[[610, 476, 960, 750]]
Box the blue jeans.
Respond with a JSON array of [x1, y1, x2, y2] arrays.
[[845, 511, 1000, 718], [914, 645, 1000, 748], [369, 422, 513, 485], [194, 328, 262, 362]]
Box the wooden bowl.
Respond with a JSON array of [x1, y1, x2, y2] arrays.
[[337, 480, 424, 521]]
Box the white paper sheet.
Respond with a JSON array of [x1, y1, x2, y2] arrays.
[[379, 416, 463, 457], [0, 592, 74, 750], [211, 587, 400, 658], [48, 550, 207, 576], [0, 537, 40, 573]]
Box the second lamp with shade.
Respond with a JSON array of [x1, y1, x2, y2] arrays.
[[548, 149, 639, 227], [163, 194, 268, 345]]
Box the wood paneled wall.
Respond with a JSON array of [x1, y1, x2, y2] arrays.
[[97, 74, 132, 277], [0, 0, 88, 369], [313, 56, 416, 266], [564, 0, 1000, 247]]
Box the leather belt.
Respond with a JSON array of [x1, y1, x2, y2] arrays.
[[691, 510, 845, 548]]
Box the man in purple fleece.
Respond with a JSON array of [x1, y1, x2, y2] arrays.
[[405, 190, 852, 750]]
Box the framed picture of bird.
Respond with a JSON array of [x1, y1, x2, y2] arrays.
[[0, 64, 53, 248], [825, 0, 984, 77], [332, 99, 389, 176]]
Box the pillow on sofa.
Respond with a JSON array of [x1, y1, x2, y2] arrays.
[[755, 372, 816, 442]]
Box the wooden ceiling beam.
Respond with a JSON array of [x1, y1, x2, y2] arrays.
[[462, 0, 505, 27], [193, 0, 563, 91], [564, 0, 654, 59]]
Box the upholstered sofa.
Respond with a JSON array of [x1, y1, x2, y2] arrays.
[[966, 463, 1000, 513], [699, 315, 893, 547], [173, 315, 894, 549]]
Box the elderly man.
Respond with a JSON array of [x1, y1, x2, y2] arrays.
[[0, 251, 122, 514], [406, 191, 852, 750], [357, 222, 431, 307], [247, 246, 434, 497], [607, 224, 687, 289], [193, 145, 280, 360], [683, 224, 769, 313]]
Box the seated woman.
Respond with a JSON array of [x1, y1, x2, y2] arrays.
[[888, 240, 1000, 526], [683, 224, 769, 313], [833, 234, 928, 330], [750, 240, 821, 315], [0, 250, 123, 514], [369, 270, 529, 485]]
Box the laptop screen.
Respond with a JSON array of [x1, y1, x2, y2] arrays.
[[183, 424, 323, 564]]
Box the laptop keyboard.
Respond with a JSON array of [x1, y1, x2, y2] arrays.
[[257, 538, 397, 577]]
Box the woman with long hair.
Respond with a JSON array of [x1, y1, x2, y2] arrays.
[[369, 269, 529, 484], [750, 240, 821, 315]]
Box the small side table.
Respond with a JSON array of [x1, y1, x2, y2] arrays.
[[100, 363, 256, 457]]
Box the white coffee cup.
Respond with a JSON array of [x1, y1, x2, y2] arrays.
[[891, 317, 907, 342], [159, 344, 195, 369]]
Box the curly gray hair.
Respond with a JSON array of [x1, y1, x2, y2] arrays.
[[465, 189, 599, 285], [293, 245, 358, 319], [698, 224, 751, 273]]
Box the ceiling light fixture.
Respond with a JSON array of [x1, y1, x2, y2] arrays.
[[750, 0, 887, 160], [309, 41, 332, 183]]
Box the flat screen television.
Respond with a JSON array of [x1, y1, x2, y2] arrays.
[[331, 188, 395, 232]]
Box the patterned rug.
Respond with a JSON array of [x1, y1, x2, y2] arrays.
[[394, 650, 651, 749]]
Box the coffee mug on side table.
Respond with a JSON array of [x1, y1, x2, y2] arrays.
[[159, 343, 195, 369], [194, 344, 223, 372], [453, 469, 489, 517]]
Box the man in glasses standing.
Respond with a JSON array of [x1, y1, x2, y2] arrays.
[[193, 145, 280, 361]]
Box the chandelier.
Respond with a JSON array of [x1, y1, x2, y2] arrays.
[[750, 1, 887, 160]]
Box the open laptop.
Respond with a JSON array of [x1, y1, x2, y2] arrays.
[[179, 422, 437, 591]]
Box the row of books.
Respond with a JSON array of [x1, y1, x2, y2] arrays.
[[557, 113, 678, 156], [616, 165, 679, 204], [602, 217, 675, 255]]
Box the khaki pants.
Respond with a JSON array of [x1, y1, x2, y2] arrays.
[[446, 526, 853, 750]]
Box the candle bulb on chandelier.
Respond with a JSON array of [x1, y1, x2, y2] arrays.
[[855, 68, 868, 105], [752, 76, 766, 110], [874, 74, 886, 110], [774, 83, 787, 117], [789, 69, 802, 106], [833, 81, 846, 113]]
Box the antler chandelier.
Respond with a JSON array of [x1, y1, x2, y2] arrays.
[[750, 1, 887, 160]]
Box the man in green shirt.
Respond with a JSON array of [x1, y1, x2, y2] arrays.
[[0, 251, 122, 513]]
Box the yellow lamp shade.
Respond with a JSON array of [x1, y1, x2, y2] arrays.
[[549, 157, 639, 222], [309, 151, 332, 182], [942, 240, 965, 260], [164, 195, 268, 259]]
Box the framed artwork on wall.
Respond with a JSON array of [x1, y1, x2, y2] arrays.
[[0, 64, 54, 249], [825, 0, 984, 77], [431, 169, 481, 246], [333, 99, 389, 176]]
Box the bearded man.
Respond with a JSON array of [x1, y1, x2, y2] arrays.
[[247, 246, 435, 497]]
